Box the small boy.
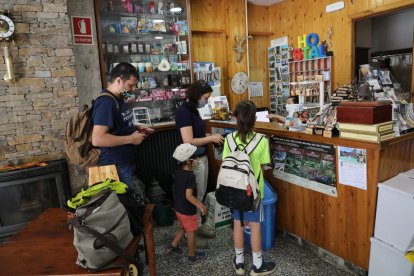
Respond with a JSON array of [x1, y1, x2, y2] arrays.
[[165, 143, 208, 263]]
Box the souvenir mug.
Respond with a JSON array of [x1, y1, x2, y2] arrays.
[[138, 63, 145, 73], [145, 62, 152, 72]]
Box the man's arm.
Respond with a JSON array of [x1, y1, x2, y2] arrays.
[[92, 125, 145, 147]]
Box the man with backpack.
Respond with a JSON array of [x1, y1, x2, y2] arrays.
[[219, 101, 276, 276], [91, 62, 148, 192]]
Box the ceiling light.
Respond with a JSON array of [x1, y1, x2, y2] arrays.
[[153, 19, 164, 23], [155, 36, 163, 39]]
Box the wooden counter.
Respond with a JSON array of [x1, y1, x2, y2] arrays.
[[206, 120, 414, 270]]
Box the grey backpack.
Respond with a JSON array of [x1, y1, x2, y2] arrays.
[[69, 189, 138, 271]]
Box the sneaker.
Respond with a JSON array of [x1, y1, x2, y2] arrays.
[[164, 244, 183, 255], [188, 251, 207, 264], [233, 257, 245, 275], [196, 226, 216, 239], [250, 261, 276, 276]]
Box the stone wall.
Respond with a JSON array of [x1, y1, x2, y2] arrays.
[[0, 0, 84, 191]]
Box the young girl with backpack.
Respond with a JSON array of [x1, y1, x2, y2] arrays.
[[221, 100, 276, 276]]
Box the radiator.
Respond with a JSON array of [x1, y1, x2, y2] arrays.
[[135, 128, 180, 198]]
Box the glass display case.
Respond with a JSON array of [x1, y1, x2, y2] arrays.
[[95, 0, 191, 124]]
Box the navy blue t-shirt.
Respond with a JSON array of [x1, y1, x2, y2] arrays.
[[173, 169, 197, 215], [92, 91, 136, 165], [175, 102, 207, 154]]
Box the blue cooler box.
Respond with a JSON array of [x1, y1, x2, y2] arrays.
[[244, 179, 277, 251]]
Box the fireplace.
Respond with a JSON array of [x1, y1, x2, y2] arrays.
[[0, 159, 72, 241]]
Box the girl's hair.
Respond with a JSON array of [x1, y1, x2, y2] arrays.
[[234, 100, 256, 144], [186, 80, 213, 109]]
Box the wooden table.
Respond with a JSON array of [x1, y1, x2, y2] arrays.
[[0, 206, 156, 276]]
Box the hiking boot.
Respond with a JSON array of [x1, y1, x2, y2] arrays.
[[188, 251, 207, 264], [233, 257, 245, 275], [196, 225, 216, 239], [250, 261, 276, 276], [164, 244, 183, 255]]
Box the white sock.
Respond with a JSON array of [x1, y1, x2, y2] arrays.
[[252, 251, 263, 269], [235, 248, 244, 264]]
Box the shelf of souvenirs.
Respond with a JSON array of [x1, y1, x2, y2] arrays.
[[100, 9, 187, 21], [101, 32, 188, 39], [125, 87, 187, 103]]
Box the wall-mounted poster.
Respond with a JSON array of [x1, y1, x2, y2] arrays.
[[271, 136, 337, 197], [337, 146, 367, 190]]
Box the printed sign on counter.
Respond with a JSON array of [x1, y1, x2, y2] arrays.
[[337, 146, 367, 190], [271, 136, 337, 197]]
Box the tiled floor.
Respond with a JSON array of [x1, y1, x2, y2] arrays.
[[144, 221, 355, 276]]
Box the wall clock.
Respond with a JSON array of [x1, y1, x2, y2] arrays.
[[0, 11, 15, 41], [231, 72, 249, 95]]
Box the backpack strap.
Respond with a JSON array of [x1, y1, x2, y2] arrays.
[[243, 133, 264, 155], [226, 133, 237, 152], [69, 216, 141, 271], [96, 91, 120, 111]]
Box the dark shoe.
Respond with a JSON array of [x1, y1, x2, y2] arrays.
[[196, 226, 216, 239], [164, 244, 183, 255], [250, 261, 276, 276], [188, 251, 207, 264], [233, 257, 245, 275]]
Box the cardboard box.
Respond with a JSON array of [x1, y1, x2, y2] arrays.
[[369, 237, 413, 276], [204, 192, 232, 229], [375, 174, 414, 252], [337, 101, 392, 124]]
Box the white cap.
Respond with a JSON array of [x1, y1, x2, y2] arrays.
[[173, 143, 205, 162]]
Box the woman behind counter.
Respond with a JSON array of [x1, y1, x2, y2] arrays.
[[175, 80, 224, 237]]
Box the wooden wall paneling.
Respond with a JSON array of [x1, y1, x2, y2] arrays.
[[248, 36, 269, 108], [190, 0, 226, 31], [191, 32, 228, 95], [247, 4, 271, 109], [269, 0, 414, 91], [190, 0, 249, 109], [225, 0, 249, 109]]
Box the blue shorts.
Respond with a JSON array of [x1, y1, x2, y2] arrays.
[[231, 202, 264, 223]]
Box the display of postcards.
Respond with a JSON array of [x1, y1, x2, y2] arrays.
[[282, 82, 289, 89], [270, 96, 277, 103], [282, 74, 289, 82], [268, 55, 275, 62], [137, 18, 149, 33], [269, 69, 276, 76], [275, 67, 282, 81], [269, 83, 276, 90], [270, 89, 276, 96], [137, 42, 144, 54], [151, 20, 167, 33], [276, 58, 281, 63], [281, 52, 288, 60], [281, 59, 288, 66], [282, 89, 290, 98], [269, 62, 275, 69], [268, 47, 275, 55], [269, 76, 276, 83], [281, 66, 289, 75], [277, 97, 284, 104], [121, 17, 137, 34], [275, 47, 281, 55]]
